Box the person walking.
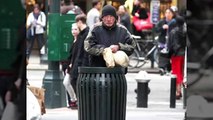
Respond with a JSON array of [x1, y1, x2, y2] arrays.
[[63, 23, 80, 109], [60, 0, 83, 14], [26, 4, 46, 59], [84, 5, 135, 67], [86, 0, 102, 28], [67, 14, 90, 108], [117, 5, 132, 33], [155, 8, 176, 74], [60, 0, 83, 79], [131, 0, 148, 38], [167, 16, 186, 99]]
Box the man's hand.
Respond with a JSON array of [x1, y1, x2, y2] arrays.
[[162, 24, 169, 29], [135, 13, 140, 17], [110, 45, 119, 53]]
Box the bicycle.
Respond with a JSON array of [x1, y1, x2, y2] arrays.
[[128, 35, 159, 68]]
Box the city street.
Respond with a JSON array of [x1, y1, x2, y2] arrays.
[[27, 52, 186, 120]]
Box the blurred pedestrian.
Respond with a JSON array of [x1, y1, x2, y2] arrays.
[[131, 0, 148, 39], [60, 0, 83, 91], [63, 23, 80, 109], [167, 16, 186, 99], [60, 0, 83, 14], [67, 14, 90, 108], [124, 0, 134, 15], [26, 4, 46, 60], [86, 0, 102, 28], [84, 5, 135, 67], [155, 8, 176, 74], [117, 5, 132, 33]]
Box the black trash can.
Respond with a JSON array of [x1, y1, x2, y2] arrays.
[[77, 67, 127, 120]]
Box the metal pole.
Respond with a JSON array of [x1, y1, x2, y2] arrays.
[[170, 75, 176, 108], [42, 0, 66, 108], [40, 0, 49, 64]]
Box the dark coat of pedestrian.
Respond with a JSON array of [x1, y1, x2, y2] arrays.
[[60, 0, 83, 75], [68, 14, 90, 94], [84, 5, 135, 67], [168, 15, 186, 99], [155, 8, 176, 73], [118, 5, 132, 33]]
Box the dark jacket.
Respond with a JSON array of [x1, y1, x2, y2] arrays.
[[131, 5, 148, 19], [155, 18, 176, 44], [69, 27, 90, 79], [84, 22, 135, 67], [168, 26, 186, 56], [119, 13, 132, 33]]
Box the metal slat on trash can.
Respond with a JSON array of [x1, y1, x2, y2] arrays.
[[90, 74, 95, 120], [106, 73, 111, 120], [120, 74, 127, 119], [95, 73, 100, 120], [85, 73, 90, 119], [77, 67, 127, 120], [111, 73, 116, 120]]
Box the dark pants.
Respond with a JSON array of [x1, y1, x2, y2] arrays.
[[26, 33, 44, 59], [71, 78, 77, 95], [158, 53, 171, 72]]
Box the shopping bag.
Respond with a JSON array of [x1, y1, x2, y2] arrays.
[[132, 13, 153, 31]]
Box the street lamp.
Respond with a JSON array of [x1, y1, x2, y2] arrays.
[[42, 0, 66, 108]]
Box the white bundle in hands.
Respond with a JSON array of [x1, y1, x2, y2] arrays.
[[113, 50, 129, 67], [103, 48, 115, 68]]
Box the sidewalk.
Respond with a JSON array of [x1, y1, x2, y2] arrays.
[[27, 52, 186, 120], [27, 51, 160, 73]]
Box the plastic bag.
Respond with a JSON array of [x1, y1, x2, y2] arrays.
[[113, 51, 129, 67], [102, 48, 115, 68], [132, 13, 153, 31]]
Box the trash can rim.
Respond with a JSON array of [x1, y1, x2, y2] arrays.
[[78, 67, 126, 74]]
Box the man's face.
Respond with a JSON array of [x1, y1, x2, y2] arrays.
[[102, 15, 116, 27]]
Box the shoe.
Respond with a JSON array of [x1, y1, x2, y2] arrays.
[[70, 101, 78, 109], [176, 92, 182, 100], [159, 68, 165, 76]]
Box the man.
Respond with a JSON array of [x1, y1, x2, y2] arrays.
[[84, 5, 135, 67], [67, 14, 90, 108], [86, 0, 102, 28], [118, 5, 132, 33]]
